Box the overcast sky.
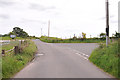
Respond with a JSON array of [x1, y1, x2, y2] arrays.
[[0, 0, 119, 38]]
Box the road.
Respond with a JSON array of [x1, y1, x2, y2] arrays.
[[14, 39, 112, 78]]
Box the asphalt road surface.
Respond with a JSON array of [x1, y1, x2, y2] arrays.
[[14, 39, 112, 78]]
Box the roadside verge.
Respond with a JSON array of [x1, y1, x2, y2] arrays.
[[89, 41, 120, 79], [2, 40, 37, 78]]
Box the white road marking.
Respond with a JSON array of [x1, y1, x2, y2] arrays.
[[52, 44, 89, 61], [37, 54, 44, 56], [76, 53, 88, 60], [72, 49, 90, 58]]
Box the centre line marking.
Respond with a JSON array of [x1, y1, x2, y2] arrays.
[[76, 53, 88, 60]]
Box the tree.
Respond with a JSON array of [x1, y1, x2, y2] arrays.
[[82, 32, 86, 39], [8, 32, 15, 36], [100, 33, 106, 38], [115, 32, 120, 38], [2, 34, 9, 37], [112, 33, 115, 37], [13, 27, 29, 38], [0, 34, 2, 37], [73, 34, 77, 40]]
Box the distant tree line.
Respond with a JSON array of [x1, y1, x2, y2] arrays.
[[70, 32, 120, 41]]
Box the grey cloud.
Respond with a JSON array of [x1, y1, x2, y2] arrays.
[[99, 15, 117, 23], [21, 18, 47, 24], [100, 17, 106, 20], [0, 14, 10, 19], [111, 20, 118, 23], [29, 3, 56, 11], [99, 15, 115, 20], [0, 0, 16, 7]]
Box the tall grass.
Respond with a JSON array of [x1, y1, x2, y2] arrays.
[[2, 40, 37, 78], [89, 40, 120, 78]]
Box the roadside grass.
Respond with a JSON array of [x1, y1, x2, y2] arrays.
[[0, 58, 1, 79], [2, 40, 37, 78], [55, 39, 105, 43], [89, 40, 120, 78], [40, 36, 105, 43]]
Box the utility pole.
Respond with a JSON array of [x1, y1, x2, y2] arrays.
[[106, 0, 109, 46], [74, 34, 75, 37], [41, 28, 42, 37], [90, 35, 91, 38], [48, 20, 50, 37]]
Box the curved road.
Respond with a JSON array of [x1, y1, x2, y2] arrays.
[[14, 39, 112, 78]]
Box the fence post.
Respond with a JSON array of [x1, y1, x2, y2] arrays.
[[24, 40, 25, 45], [14, 46, 19, 54], [2, 50, 5, 55], [21, 40, 22, 44], [19, 41, 21, 47], [26, 41, 28, 46], [25, 40, 27, 46]]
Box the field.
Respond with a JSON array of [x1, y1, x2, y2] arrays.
[[1, 36, 39, 40], [89, 39, 120, 78], [1, 41, 19, 51], [1, 37, 24, 40]]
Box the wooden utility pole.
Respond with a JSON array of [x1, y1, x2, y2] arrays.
[[90, 35, 92, 38], [106, 0, 109, 46], [41, 28, 42, 37], [48, 20, 50, 37], [118, 2, 120, 33]]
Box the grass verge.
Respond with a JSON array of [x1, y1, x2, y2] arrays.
[[40, 36, 105, 43], [89, 40, 120, 79], [2, 40, 37, 78]]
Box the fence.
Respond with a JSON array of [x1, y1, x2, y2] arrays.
[[1, 40, 29, 56]]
